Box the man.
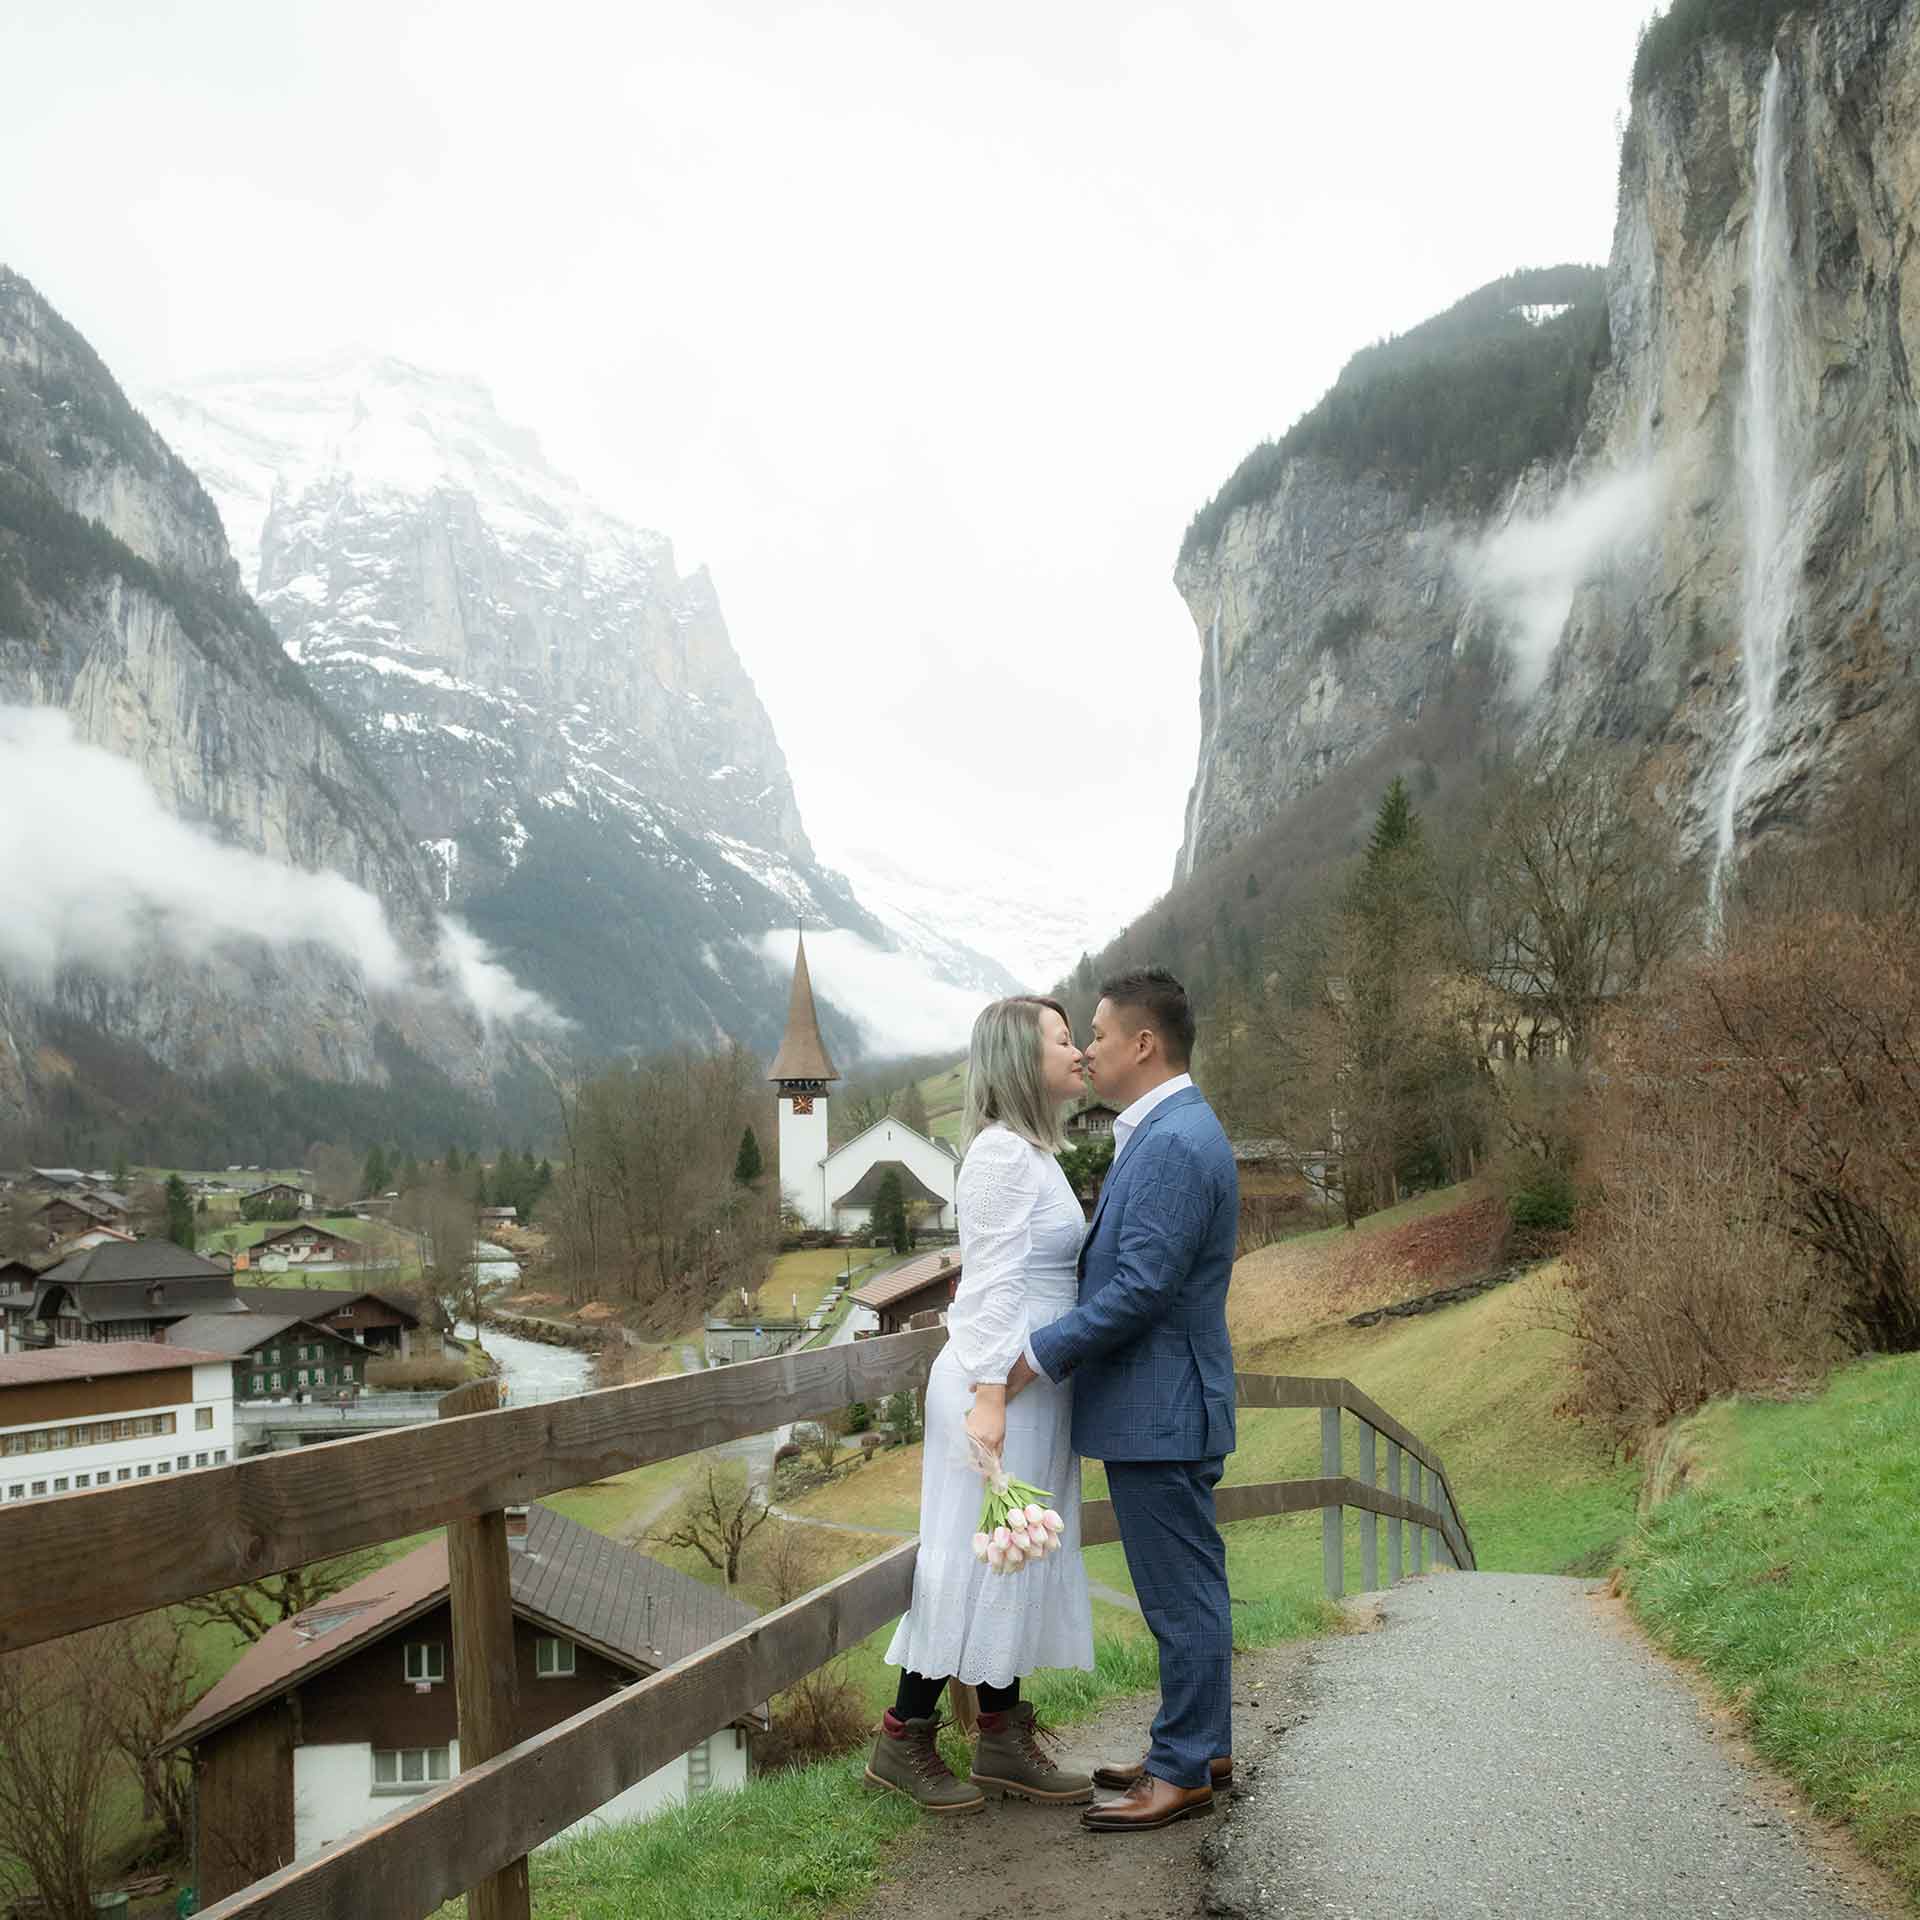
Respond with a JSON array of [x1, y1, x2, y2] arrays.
[[1009, 965, 1238, 1832]]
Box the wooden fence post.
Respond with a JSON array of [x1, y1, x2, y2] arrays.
[[1320, 1406, 1343, 1599], [1412, 1464, 1426, 1575], [439, 1377, 531, 1920], [1386, 1442, 1403, 1584], [1359, 1423, 1378, 1590]]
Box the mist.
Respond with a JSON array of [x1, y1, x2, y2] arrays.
[[0, 705, 562, 1030], [1458, 463, 1664, 696], [757, 930, 985, 1061]]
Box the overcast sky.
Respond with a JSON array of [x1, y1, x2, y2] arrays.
[[4, 0, 1652, 964]]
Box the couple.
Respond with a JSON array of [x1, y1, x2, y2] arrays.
[[868, 966, 1239, 1833]]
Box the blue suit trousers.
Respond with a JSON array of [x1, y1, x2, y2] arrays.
[[1106, 1456, 1232, 1789]]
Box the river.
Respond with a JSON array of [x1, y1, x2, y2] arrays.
[[457, 1249, 595, 1403]]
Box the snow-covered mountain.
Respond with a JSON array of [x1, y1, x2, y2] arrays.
[[145, 356, 1013, 1054], [825, 844, 1109, 993]]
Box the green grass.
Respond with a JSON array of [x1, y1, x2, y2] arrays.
[[916, 1060, 965, 1145], [1623, 1355, 1920, 1905]]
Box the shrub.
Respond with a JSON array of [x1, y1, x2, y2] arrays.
[[1507, 1157, 1576, 1234], [758, 1660, 873, 1773], [365, 1353, 470, 1393]]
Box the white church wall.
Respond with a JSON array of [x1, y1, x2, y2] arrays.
[[826, 1120, 959, 1232], [778, 1096, 833, 1229]]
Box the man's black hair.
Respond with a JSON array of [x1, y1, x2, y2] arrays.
[[1098, 965, 1195, 1068]]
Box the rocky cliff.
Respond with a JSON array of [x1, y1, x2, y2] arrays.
[[1175, 0, 1919, 891], [0, 269, 496, 1130], [145, 358, 1015, 1048]]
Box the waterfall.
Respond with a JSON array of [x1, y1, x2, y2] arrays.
[[1183, 601, 1224, 881], [1710, 53, 1811, 927]]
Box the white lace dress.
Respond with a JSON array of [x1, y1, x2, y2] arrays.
[[884, 1125, 1095, 1687]]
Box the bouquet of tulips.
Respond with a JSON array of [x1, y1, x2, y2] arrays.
[[963, 1431, 1065, 1574]]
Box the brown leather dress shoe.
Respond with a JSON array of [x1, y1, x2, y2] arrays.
[[1080, 1774, 1215, 1832], [1090, 1753, 1233, 1791]]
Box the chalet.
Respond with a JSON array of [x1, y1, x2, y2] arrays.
[[20, 1241, 244, 1348], [31, 1186, 133, 1244], [240, 1222, 366, 1270], [166, 1312, 373, 1400], [1063, 1101, 1121, 1140], [241, 1181, 314, 1215], [849, 1248, 962, 1336], [234, 1286, 421, 1358], [160, 1503, 763, 1904], [477, 1206, 518, 1227], [1, 1340, 234, 1503], [0, 1260, 41, 1355], [24, 1166, 89, 1192]]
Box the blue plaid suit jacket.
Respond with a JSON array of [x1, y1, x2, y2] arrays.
[[1029, 1085, 1238, 1463]]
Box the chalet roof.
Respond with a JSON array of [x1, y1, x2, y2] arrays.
[[241, 1181, 305, 1198], [833, 1159, 947, 1211], [0, 1340, 231, 1389], [38, 1239, 233, 1290], [32, 1265, 245, 1326], [28, 1167, 87, 1186], [850, 1248, 962, 1314], [767, 933, 840, 1085], [160, 1503, 762, 1755], [249, 1222, 358, 1250], [234, 1285, 421, 1327], [164, 1312, 367, 1358], [36, 1188, 131, 1218]]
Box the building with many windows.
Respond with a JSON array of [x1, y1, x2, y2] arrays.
[[165, 1312, 374, 1400], [161, 1503, 763, 1904], [0, 1341, 235, 1502]]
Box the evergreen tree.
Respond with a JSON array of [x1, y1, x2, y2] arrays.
[[733, 1125, 764, 1185], [360, 1144, 389, 1198], [163, 1174, 195, 1250], [445, 1144, 463, 1175], [112, 1150, 130, 1192], [871, 1169, 910, 1254], [1366, 775, 1422, 871], [472, 1167, 490, 1208]]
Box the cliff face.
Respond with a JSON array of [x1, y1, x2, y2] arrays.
[[1175, 0, 1920, 885], [143, 359, 978, 1051], [0, 270, 492, 1122]]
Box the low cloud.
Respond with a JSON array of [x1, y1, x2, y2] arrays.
[[0, 705, 562, 1031], [758, 928, 985, 1059], [1458, 463, 1664, 697]]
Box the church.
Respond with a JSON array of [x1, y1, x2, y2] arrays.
[[769, 935, 960, 1235]]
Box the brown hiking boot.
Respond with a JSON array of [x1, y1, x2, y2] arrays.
[[864, 1712, 986, 1815], [970, 1702, 1094, 1804]]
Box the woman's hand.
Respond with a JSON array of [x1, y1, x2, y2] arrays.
[[965, 1384, 1007, 1459]]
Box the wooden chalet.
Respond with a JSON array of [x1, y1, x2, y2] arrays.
[[241, 1180, 314, 1214], [19, 1240, 244, 1348], [849, 1248, 962, 1335], [240, 1222, 366, 1270], [166, 1310, 374, 1400], [1063, 1101, 1121, 1140], [160, 1503, 763, 1904], [233, 1286, 422, 1358], [31, 1186, 133, 1243]]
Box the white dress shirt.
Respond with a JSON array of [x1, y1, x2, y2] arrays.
[[1023, 1072, 1194, 1382]]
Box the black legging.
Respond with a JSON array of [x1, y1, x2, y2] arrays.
[[893, 1669, 1018, 1721]]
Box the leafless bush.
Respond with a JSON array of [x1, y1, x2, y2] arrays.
[[758, 1659, 875, 1772], [365, 1353, 471, 1392]]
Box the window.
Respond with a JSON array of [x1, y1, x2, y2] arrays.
[[116, 1468, 131, 1482], [1, 1436, 22, 1457], [74, 1473, 90, 1488], [31, 1480, 46, 1497], [251, 1374, 265, 1395], [47, 1427, 69, 1448], [403, 1642, 445, 1684], [157, 1460, 172, 1473], [371, 1746, 452, 1793], [27, 1432, 46, 1453], [195, 1452, 209, 1468], [534, 1637, 576, 1678], [267, 1349, 281, 1365], [687, 1737, 712, 1796], [342, 1363, 355, 1382], [296, 1370, 309, 1387], [177, 1455, 190, 1471], [137, 1464, 152, 1478], [51, 1477, 68, 1493], [195, 1407, 214, 1431], [213, 1449, 228, 1465], [269, 1373, 282, 1390], [6, 1484, 22, 1500]]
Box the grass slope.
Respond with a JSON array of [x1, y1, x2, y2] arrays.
[[915, 1062, 965, 1145], [1624, 1356, 1920, 1904]]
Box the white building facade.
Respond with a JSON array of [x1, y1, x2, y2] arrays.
[[0, 1343, 235, 1503], [825, 1118, 959, 1234]]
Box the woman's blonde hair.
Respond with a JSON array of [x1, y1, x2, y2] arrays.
[[961, 995, 1073, 1154]]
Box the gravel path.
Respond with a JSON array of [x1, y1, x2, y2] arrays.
[[1206, 1573, 1888, 1919]]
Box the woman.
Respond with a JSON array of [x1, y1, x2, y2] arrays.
[[867, 995, 1095, 1815]]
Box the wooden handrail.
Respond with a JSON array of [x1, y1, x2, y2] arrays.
[[0, 1328, 1474, 1920]]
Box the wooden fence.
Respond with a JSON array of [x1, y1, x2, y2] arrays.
[[0, 1328, 1471, 1920]]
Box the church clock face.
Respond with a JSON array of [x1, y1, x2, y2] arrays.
[[790, 1094, 815, 1115]]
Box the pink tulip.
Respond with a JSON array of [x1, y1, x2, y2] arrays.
[[1042, 1508, 1064, 1533], [1023, 1503, 1046, 1529], [972, 1532, 990, 1561], [1005, 1544, 1026, 1568], [992, 1526, 1011, 1550], [987, 1543, 1006, 1571]]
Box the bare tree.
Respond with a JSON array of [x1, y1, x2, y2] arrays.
[[97, 1616, 200, 1849], [0, 1636, 123, 1920], [649, 1466, 773, 1586], [181, 1549, 384, 1645], [396, 1174, 485, 1343]]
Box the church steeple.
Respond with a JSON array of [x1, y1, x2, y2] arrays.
[[767, 932, 840, 1087]]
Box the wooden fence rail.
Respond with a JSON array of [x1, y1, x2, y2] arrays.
[[0, 1329, 1472, 1920]]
